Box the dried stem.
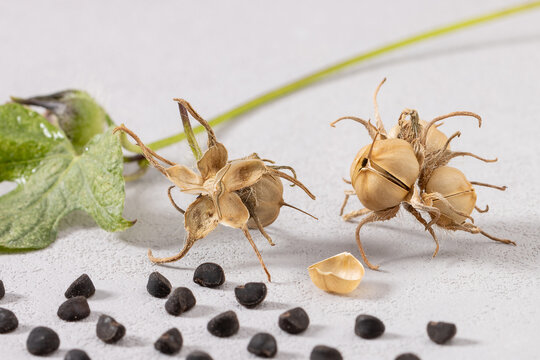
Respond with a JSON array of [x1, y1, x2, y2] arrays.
[[475, 205, 489, 213], [242, 226, 271, 281], [343, 208, 371, 221], [178, 102, 203, 161], [330, 116, 378, 140], [470, 181, 507, 191], [448, 151, 497, 163], [269, 169, 315, 200], [404, 204, 439, 257], [373, 77, 387, 135], [251, 213, 276, 246], [421, 111, 481, 147], [281, 202, 318, 220], [147, 238, 195, 263], [355, 213, 380, 270], [173, 98, 218, 147], [167, 186, 185, 214]]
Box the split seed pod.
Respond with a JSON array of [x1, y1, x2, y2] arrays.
[[114, 99, 316, 281], [308, 252, 365, 294]]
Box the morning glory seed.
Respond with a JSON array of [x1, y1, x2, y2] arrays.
[[0, 280, 4, 299], [187, 351, 214, 360], [427, 321, 457, 344], [395, 353, 421, 360], [146, 271, 172, 298], [193, 263, 225, 288], [235, 282, 267, 308], [354, 314, 385, 339], [0, 307, 18, 333], [26, 326, 60, 356], [207, 310, 239, 337], [154, 327, 183, 355], [64, 349, 91, 360], [278, 307, 310, 334], [247, 332, 278, 358], [65, 274, 95, 299], [96, 314, 126, 344], [310, 345, 343, 360], [57, 296, 90, 321], [165, 287, 196, 316]]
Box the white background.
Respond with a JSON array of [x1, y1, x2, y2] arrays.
[[1, 1, 539, 359]]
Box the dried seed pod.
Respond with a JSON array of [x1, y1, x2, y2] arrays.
[[114, 99, 316, 281], [308, 252, 364, 294], [389, 119, 448, 152]]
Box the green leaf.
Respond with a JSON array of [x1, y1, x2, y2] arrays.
[[0, 104, 133, 251]]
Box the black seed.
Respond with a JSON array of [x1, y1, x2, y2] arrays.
[[427, 321, 456, 344], [186, 351, 213, 360], [65, 349, 91, 360], [247, 332, 277, 358], [278, 307, 309, 334], [354, 314, 385, 339], [235, 282, 267, 308], [310, 345, 343, 360], [395, 353, 421, 360], [146, 271, 172, 298], [0, 307, 18, 333], [0, 280, 4, 299], [57, 296, 90, 321], [193, 263, 225, 288], [154, 327, 183, 355], [165, 287, 196, 316], [65, 274, 95, 299], [96, 314, 125, 344], [26, 326, 60, 356], [207, 310, 239, 337]]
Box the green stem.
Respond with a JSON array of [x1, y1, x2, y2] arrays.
[[147, 2, 540, 151]]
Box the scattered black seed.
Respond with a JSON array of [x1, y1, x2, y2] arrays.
[[310, 345, 343, 360], [0, 280, 4, 299], [235, 282, 267, 308], [26, 326, 60, 356], [427, 321, 457, 344], [165, 287, 196, 316], [207, 310, 239, 337], [278, 307, 310, 334], [57, 296, 90, 321], [247, 332, 277, 358], [154, 328, 183, 355], [146, 271, 172, 298], [65, 349, 91, 360], [193, 263, 225, 288], [0, 307, 18, 333], [354, 314, 385, 339], [96, 314, 126, 344], [395, 353, 421, 360], [187, 351, 213, 360], [65, 274, 95, 299]]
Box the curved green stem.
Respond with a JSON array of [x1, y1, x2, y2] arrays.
[[145, 2, 540, 152]]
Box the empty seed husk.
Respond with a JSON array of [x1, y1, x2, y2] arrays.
[[57, 296, 91, 321], [0, 280, 4, 299], [187, 351, 214, 360], [65, 349, 91, 360], [165, 287, 196, 316], [247, 332, 277, 358], [193, 263, 225, 288], [96, 315, 125, 344], [207, 310, 239, 337], [0, 307, 18, 333], [235, 282, 267, 308], [65, 274, 95, 299], [308, 252, 365, 294], [154, 327, 183, 355], [26, 326, 60, 356], [395, 353, 421, 360], [355, 314, 385, 339], [147, 271, 172, 298], [310, 345, 343, 360], [427, 321, 456, 344], [278, 307, 310, 334]]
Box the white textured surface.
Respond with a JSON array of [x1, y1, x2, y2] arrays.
[[1, 1, 539, 359]]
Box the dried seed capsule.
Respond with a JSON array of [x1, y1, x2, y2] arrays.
[[0, 280, 4, 299], [354, 314, 385, 339], [65, 274, 95, 299], [193, 263, 225, 288], [207, 310, 239, 337], [65, 349, 91, 360], [165, 287, 196, 316], [247, 332, 277, 358], [57, 296, 91, 321], [0, 307, 18, 333], [26, 326, 60, 356], [96, 315, 126, 344], [395, 353, 421, 360], [310, 345, 343, 360], [146, 271, 172, 298], [154, 328, 183, 355], [278, 307, 309, 334], [235, 282, 267, 308], [427, 321, 456, 344], [187, 351, 213, 360]]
